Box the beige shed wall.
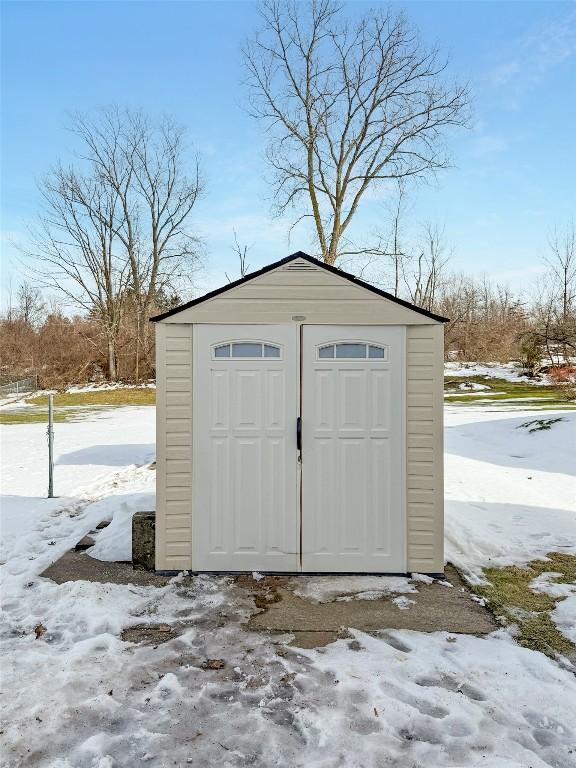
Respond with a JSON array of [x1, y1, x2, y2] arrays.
[[154, 259, 444, 573], [155, 322, 194, 571], [406, 324, 444, 573]]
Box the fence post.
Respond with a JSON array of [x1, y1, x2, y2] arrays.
[[48, 394, 54, 498]]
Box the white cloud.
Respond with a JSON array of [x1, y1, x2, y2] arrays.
[[484, 8, 576, 90], [524, 9, 576, 76]]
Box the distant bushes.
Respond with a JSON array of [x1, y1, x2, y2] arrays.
[[0, 308, 157, 389]]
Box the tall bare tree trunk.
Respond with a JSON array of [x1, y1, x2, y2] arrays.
[[135, 311, 140, 384], [107, 335, 117, 381]]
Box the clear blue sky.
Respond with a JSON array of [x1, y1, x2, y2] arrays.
[[1, 0, 575, 306]]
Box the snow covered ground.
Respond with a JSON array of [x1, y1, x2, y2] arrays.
[[1, 404, 576, 767], [445, 409, 576, 580], [444, 361, 549, 383], [0, 407, 155, 593], [67, 382, 156, 393]]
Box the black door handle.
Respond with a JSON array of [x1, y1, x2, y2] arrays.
[[297, 416, 302, 451]]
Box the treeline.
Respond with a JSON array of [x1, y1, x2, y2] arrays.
[[359, 212, 575, 372], [0, 282, 180, 387], [437, 225, 575, 369], [1, 222, 574, 389]]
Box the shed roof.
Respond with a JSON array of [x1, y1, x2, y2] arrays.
[[150, 251, 449, 323]]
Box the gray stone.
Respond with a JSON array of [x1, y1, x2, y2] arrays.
[[132, 510, 156, 571], [75, 535, 95, 551]]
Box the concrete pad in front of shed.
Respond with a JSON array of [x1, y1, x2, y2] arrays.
[[40, 548, 170, 587], [247, 566, 497, 647], [40, 547, 496, 650]]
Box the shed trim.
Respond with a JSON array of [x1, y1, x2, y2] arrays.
[[150, 251, 449, 324]]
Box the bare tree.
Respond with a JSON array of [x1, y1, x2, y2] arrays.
[[244, 0, 470, 264], [525, 224, 576, 368], [403, 222, 450, 311], [546, 223, 576, 322], [226, 231, 252, 282], [24, 108, 202, 382], [357, 180, 411, 295], [71, 108, 203, 380], [16, 282, 46, 327], [29, 167, 130, 380], [436, 273, 528, 362], [383, 182, 408, 297]]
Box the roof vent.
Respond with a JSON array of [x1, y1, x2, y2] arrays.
[[283, 260, 318, 271]]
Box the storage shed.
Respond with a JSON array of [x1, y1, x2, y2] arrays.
[[151, 252, 447, 575]]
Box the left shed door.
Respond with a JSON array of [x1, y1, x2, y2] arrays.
[[193, 325, 299, 571]]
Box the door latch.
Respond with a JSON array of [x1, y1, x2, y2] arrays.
[[296, 416, 302, 452]]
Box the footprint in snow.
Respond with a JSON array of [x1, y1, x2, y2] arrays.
[[379, 633, 412, 653], [415, 675, 486, 702], [444, 718, 474, 737], [382, 687, 449, 720], [349, 716, 381, 735], [523, 710, 573, 737], [532, 728, 561, 748]]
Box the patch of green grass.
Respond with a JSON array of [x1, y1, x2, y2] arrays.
[[27, 387, 155, 407], [0, 405, 120, 425], [1, 388, 155, 424], [446, 400, 576, 412], [0, 409, 72, 425], [444, 376, 575, 409], [472, 552, 576, 659]]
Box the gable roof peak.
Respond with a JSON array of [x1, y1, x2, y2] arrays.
[[150, 250, 449, 323]]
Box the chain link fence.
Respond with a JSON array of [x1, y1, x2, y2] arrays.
[[0, 376, 39, 398]]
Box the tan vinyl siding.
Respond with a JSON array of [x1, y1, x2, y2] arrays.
[[155, 323, 193, 571], [161, 262, 437, 325], [406, 324, 444, 573]]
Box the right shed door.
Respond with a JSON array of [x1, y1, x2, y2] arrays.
[[301, 325, 406, 572]]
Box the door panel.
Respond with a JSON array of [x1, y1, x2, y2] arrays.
[[301, 325, 406, 572], [194, 323, 405, 573], [193, 325, 299, 571]]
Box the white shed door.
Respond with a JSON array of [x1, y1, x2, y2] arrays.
[[193, 325, 299, 571], [301, 326, 406, 572]]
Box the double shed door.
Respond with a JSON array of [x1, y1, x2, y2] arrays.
[[193, 324, 405, 572]]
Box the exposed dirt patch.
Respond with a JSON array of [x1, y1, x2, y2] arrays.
[[202, 658, 226, 670], [234, 574, 288, 611], [235, 574, 291, 591], [121, 623, 177, 644]]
